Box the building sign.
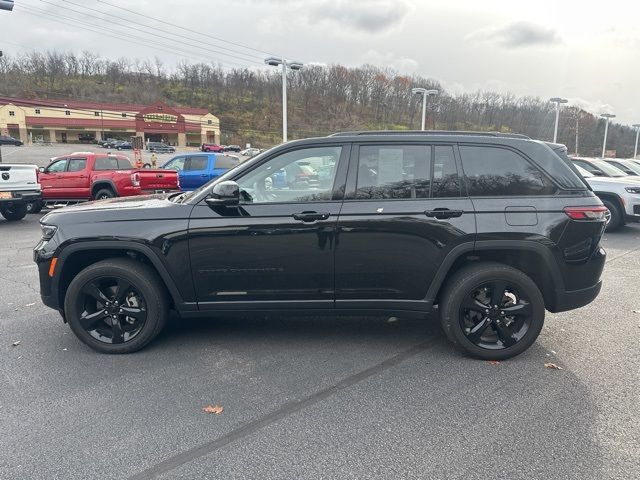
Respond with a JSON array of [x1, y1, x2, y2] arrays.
[[143, 113, 178, 123]]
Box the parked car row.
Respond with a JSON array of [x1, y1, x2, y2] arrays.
[[570, 156, 640, 231]]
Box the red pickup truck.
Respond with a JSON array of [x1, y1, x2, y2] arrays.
[[37, 152, 180, 203]]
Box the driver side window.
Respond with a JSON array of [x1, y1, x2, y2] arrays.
[[237, 146, 342, 204], [166, 157, 186, 171], [48, 159, 68, 173]]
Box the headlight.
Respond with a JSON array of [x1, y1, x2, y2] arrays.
[[625, 187, 640, 194], [41, 224, 57, 240]]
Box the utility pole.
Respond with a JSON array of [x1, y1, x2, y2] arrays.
[[411, 88, 439, 130], [264, 57, 304, 143], [633, 124, 640, 159], [600, 113, 616, 158], [575, 114, 579, 156], [550, 97, 568, 143]]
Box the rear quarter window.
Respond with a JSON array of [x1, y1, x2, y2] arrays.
[[460, 145, 557, 196], [93, 157, 120, 171], [215, 155, 240, 169]]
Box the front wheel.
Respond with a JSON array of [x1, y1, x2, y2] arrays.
[[602, 199, 623, 231], [439, 262, 545, 360], [26, 200, 43, 214], [64, 258, 169, 353], [0, 202, 28, 221]]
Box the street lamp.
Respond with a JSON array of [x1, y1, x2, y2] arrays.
[[600, 113, 616, 158], [264, 57, 304, 143], [412, 88, 439, 131], [550, 97, 568, 143], [633, 124, 640, 159]]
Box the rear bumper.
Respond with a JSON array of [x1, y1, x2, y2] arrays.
[[0, 190, 42, 203], [550, 280, 602, 313]]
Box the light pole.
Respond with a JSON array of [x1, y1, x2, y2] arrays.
[[633, 124, 640, 159], [550, 97, 568, 143], [264, 57, 304, 143], [600, 113, 616, 158], [411, 88, 439, 130]]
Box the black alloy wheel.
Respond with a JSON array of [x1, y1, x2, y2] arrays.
[[76, 277, 147, 345], [459, 281, 532, 350], [64, 258, 169, 353], [439, 262, 545, 360]]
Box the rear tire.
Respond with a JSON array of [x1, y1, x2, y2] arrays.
[[0, 203, 28, 221], [64, 258, 169, 354], [439, 262, 545, 360], [93, 188, 115, 200], [602, 199, 623, 231]]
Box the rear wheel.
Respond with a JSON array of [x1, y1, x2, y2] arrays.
[[0, 202, 28, 221], [440, 262, 545, 360], [64, 258, 169, 354], [602, 198, 623, 231], [93, 188, 115, 200]]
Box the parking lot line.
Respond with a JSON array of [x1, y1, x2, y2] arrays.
[[128, 339, 437, 480]]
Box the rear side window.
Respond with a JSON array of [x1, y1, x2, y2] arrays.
[[356, 145, 431, 199], [432, 146, 460, 198], [117, 158, 133, 169], [67, 158, 87, 172], [94, 157, 119, 171], [215, 155, 240, 169], [187, 156, 208, 171], [460, 146, 557, 196]]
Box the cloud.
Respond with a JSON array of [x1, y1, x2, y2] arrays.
[[467, 21, 562, 48], [312, 0, 410, 33]]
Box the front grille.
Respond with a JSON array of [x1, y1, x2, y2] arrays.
[[634, 205, 640, 215]]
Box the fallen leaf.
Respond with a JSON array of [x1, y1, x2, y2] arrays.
[[11, 341, 21, 347], [633, 310, 640, 314], [487, 360, 500, 365], [544, 362, 563, 370], [202, 405, 224, 415]]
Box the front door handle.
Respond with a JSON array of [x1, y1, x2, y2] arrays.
[[425, 208, 463, 219], [292, 211, 330, 222]]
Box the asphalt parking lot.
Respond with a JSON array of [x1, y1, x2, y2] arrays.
[[1, 213, 639, 479]]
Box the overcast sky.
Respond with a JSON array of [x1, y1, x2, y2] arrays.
[[2, 0, 640, 124]]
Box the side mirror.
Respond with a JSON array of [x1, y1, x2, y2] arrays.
[[205, 180, 240, 207], [38, 166, 46, 173]]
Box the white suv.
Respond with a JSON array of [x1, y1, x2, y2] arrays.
[[575, 165, 640, 231]]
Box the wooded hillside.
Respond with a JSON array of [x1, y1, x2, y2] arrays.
[[0, 50, 635, 155]]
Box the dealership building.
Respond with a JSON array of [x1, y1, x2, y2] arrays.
[[0, 96, 220, 146]]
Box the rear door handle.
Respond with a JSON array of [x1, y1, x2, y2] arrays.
[[292, 211, 330, 222], [200, 174, 208, 177], [425, 208, 463, 219]]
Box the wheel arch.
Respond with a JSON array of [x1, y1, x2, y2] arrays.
[[91, 180, 118, 197], [54, 241, 187, 315], [593, 191, 624, 212], [427, 241, 564, 311]]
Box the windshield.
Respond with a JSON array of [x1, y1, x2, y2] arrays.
[[613, 160, 640, 175], [592, 159, 627, 177], [575, 165, 594, 178]]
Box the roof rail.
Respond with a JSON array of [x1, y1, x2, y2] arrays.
[[328, 130, 531, 139]]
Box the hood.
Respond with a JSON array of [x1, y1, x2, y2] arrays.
[[584, 176, 640, 188], [41, 193, 186, 226]]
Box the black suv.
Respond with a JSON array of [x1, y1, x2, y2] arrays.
[[34, 131, 607, 359]]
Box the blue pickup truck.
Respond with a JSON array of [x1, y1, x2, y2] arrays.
[[160, 153, 240, 190]]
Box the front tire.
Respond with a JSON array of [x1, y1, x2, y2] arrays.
[[0, 202, 28, 221], [26, 200, 43, 214], [602, 199, 623, 231], [64, 258, 169, 354], [439, 262, 545, 360]]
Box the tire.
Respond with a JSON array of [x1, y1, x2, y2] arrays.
[[439, 262, 545, 360], [142, 163, 151, 168], [0, 202, 28, 221], [26, 200, 43, 214], [602, 198, 623, 232], [93, 188, 115, 200], [64, 258, 169, 354], [15, 142, 21, 146]]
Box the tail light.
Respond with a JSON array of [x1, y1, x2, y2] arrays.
[[563, 206, 608, 220], [131, 172, 140, 187], [176, 174, 180, 189]]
